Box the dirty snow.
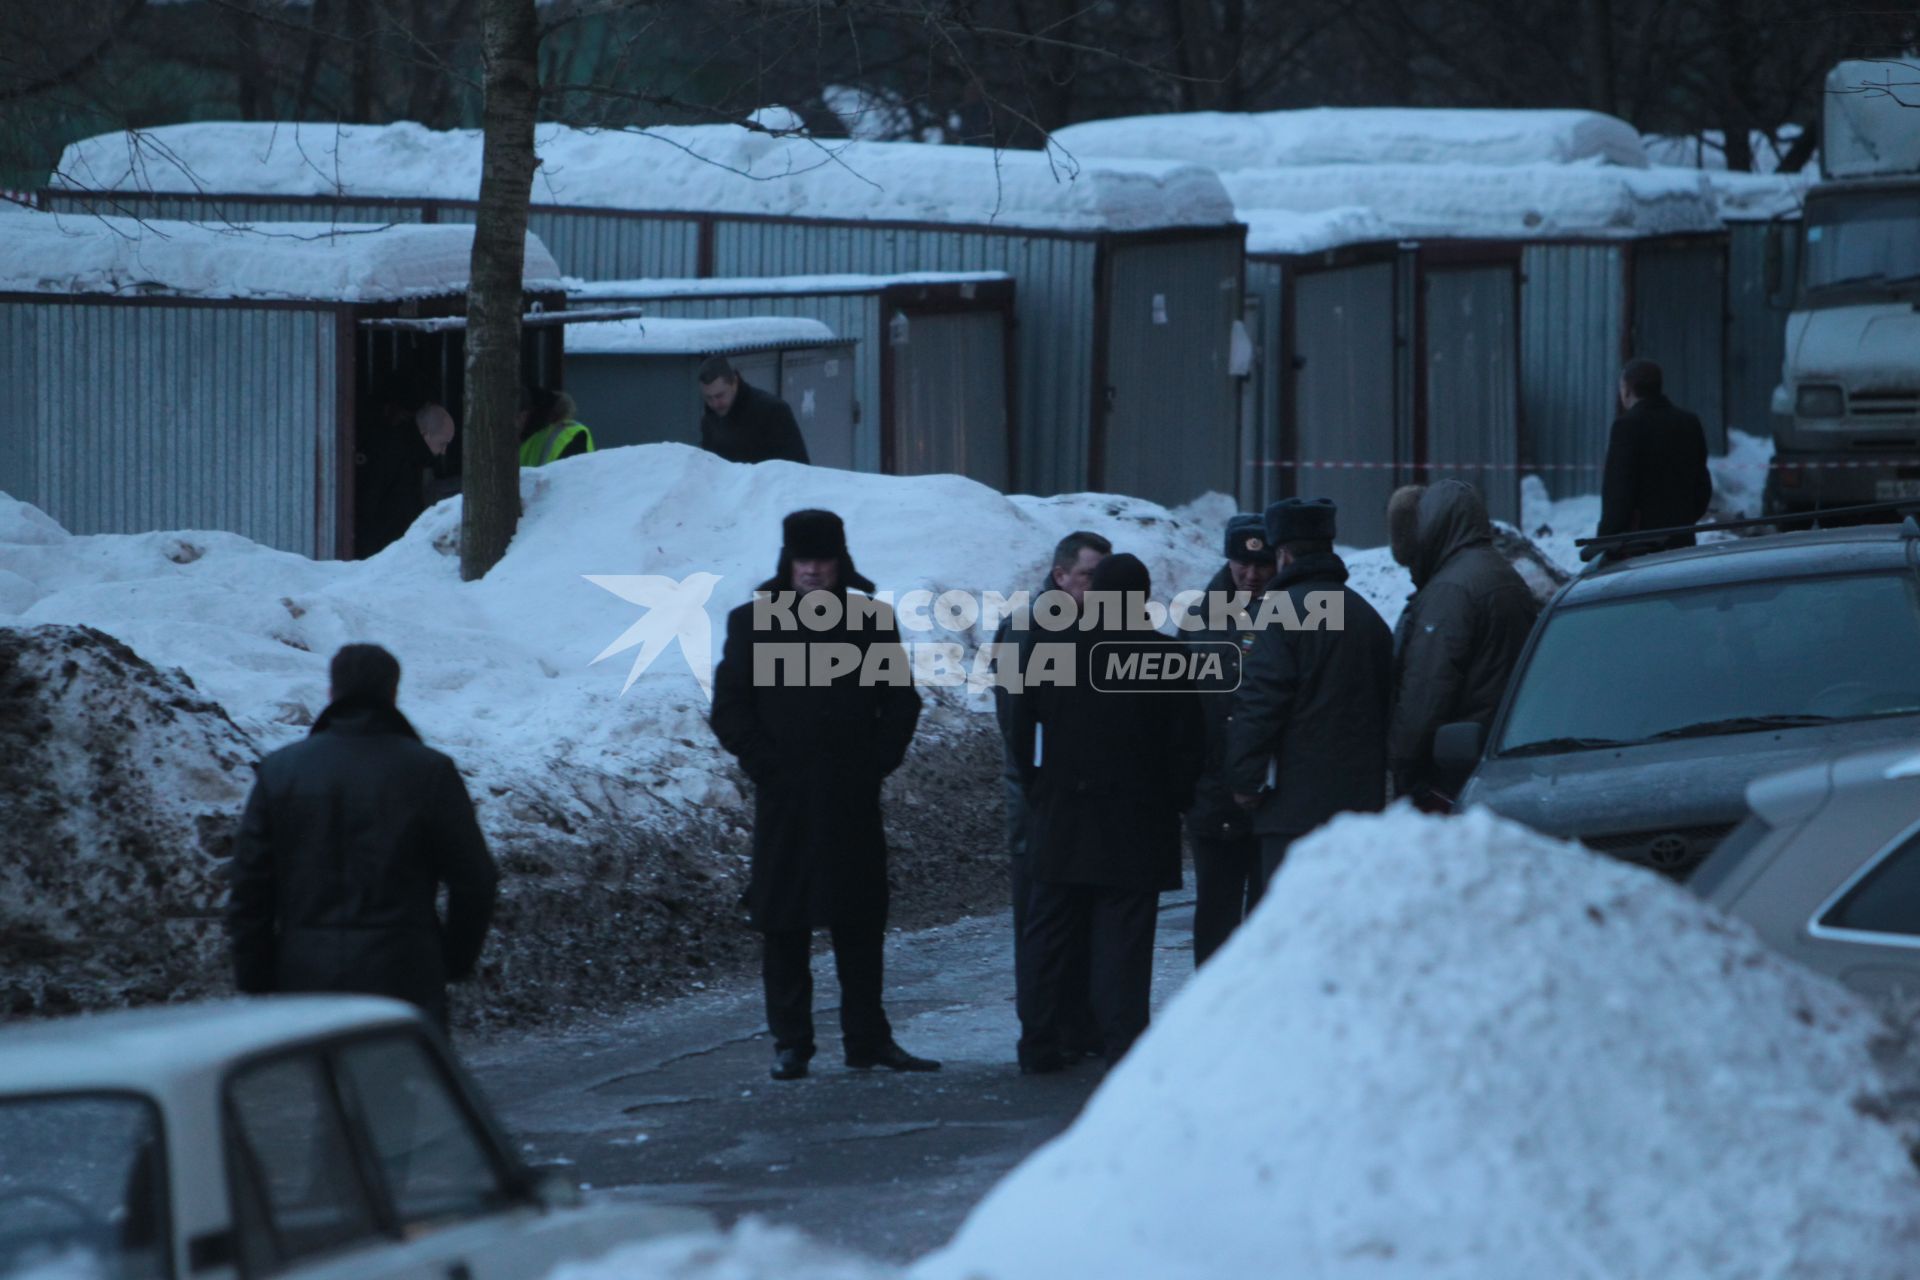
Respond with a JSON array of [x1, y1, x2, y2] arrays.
[[550, 1220, 898, 1280], [0, 208, 561, 301], [915, 806, 1920, 1280], [54, 121, 1237, 233], [565, 316, 836, 356], [1051, 108, 1649, 171], [1228, 162, 1720, 254]]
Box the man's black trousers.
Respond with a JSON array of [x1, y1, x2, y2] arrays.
[[761, 923, 892, 1058], [1025, 881, 1158, 1064], [1191, 833, 1264, 968]]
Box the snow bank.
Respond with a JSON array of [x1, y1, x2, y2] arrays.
[[1709, 428, 1776, 521], [0, 209, 560, 302], [565, 316, 836, 356], [569, 272, 1009, 301], [1051, 108, 1649, 171], [917, 807, 1920, 1280], [1702, 170, 1810, 222], [1230, 162, 1720, 254], [54, 121, 1237, 233], [549, 1220, 898, 1280]]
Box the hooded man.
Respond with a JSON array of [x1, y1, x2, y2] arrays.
[[1009, 553, 1204, 1066], [1179, 513, 1277, 967], [1227, 498, 1395, 884], [708, 509, 936, 1081], [1388, 480, 1539, 807]]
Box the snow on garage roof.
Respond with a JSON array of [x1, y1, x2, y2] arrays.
[[569, 270, 1010, 300], [564, 314, 836, 356], [54, 119, 1238, 234], [1701, 171, 1811, 222], [0, 209, 562, 301], [1229, 163, 1721, 255], [1050, 107, 1650, 171]]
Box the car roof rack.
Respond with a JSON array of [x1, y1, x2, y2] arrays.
[[1575, 499, 1920, 561]]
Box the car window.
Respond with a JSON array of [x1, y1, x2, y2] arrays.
[[226, 1055, 382, 1267], [332, 1035, 513, 1229], [0, 1094, 169, 1280], [1823, 828, 1920, 937], [1499, 573, 1920, 753]]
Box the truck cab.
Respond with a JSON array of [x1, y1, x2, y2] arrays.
[[1766, 61, 1920, 517]]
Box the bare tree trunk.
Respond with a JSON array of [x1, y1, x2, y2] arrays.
[[460, 0, 539, 582], [1580, 0, 1616, 115], [347, 0, 373, 120]]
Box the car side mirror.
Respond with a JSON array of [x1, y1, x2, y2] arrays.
[[524, 1165, 584, 1211], [1432, 722, 1486, 780]]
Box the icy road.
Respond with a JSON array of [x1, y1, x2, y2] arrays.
[[464, 895, 1199, 1262]]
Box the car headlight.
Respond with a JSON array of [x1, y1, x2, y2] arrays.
[[1796, 384, 1845, 418]]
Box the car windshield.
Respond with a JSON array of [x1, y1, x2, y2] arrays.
[[1804, 190, 1920, 297], [1498, 572, 1920, 755], [0, 1094, 169, 1280]]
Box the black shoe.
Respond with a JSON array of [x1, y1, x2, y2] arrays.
[[845, 1041, 942, 1072], [770, 1048, 810, 1081], [1018, 1049, 1068, 1075]]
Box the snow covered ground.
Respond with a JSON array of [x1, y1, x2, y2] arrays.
[[913, 807, 1920, 1280]]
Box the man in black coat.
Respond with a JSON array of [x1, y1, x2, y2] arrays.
[[1595, 357, 1713, 554], [698, 355, 811, 465], [991, 530, 1110, 1071], [227, 644, 498, 1031], [1180, 513, 1276, 967], [1010, 554, 1205, 1067], [1227, 498, 1394, 884], [1388, 480, 1540, 807], [709, 509, 936, 1081]]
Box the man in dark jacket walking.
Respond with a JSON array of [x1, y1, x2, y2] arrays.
[[1388, 480, 1539, 807], [1180, 513, 1276, 967], [991, 530, 1110, 1071], [709, 509, 937, 1081], [1595, 358, 1713, 554], [698, 356, 811, 465], [227, 644, 498, 1031], [1227, 498, 1394, 884], [1010, 554, 1204, 1066]]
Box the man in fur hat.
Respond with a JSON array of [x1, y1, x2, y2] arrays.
[[709, 509, 938, 1080], [1227, 498, 1394, 885]]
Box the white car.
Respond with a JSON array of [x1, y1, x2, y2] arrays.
[[0, 996, 707, 1280]]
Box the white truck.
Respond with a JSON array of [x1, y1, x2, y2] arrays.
[[1766, 59, 1920, 516]]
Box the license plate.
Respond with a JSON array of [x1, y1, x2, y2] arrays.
[[1876, 479, 1920, 500]]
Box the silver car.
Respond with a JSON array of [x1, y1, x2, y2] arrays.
[[1693, 742, 1920, 999], [0, 996, 706, 1280]]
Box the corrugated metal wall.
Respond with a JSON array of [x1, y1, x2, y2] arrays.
[[1631, 238, 1729, 453], [582, 291, 883, 472], [0, 300, 338, 556], [432, 206, 702, 279], [1100, 235, 1245, 507], [1725, 222, 1798, 439], [889, 311, 1011, 489], [39, 191, 422, 225], [1243, 261, 1286, 511], [1291, 261, 1401, 548], [710, 222, 1099, 495], [1424, 263, 1521, 525], [1520, 244, 1625, 497]]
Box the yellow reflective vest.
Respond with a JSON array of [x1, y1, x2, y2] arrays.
[[519, 420, 595, 467]]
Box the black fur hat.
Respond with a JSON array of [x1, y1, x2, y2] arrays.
[[1263, 497, 1338, 547], [1224, 513, 1275, 564], [773, 508, 876, 594]]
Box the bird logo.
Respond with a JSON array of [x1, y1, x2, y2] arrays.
[[585, 572, 723, 700]]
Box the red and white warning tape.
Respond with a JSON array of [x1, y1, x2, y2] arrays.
[[1255, 458, 1917, 472]]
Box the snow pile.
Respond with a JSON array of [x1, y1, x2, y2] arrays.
[[565, 316, 836, 357], [1228, 162, 1720, 254], [0, 209, 561, 301], [1643, 126, 1809, 174], [1519, 475, 1601, 576], [1701, 170, 1810, 222], [0, 624, 257, 1013], [917, 807, 1920, 1280], [550, 1220, 898, 1280], [1051, 108, 1649, 171], [1708, 428, 1776, 521], [54, 121, 1237, 233], [569, 272, 1009, 301]]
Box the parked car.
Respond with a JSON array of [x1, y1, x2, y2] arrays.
[[1438, 520, 1920, 878], [1692, 742, 1920, 999], [0, 996, 708, 1280]]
